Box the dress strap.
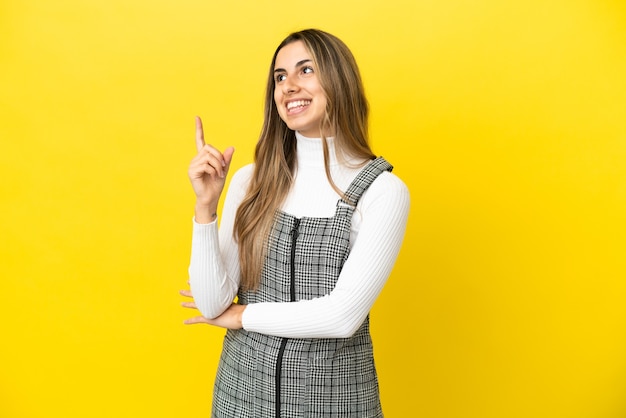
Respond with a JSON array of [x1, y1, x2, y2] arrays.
[[337, 157, 393, 210]]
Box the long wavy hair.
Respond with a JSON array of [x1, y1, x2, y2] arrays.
[[234, 29, 376, 291]]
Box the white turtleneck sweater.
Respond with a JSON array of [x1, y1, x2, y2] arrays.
[[188, 132, 410, 339]]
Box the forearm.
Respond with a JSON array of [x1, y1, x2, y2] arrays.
[[194, 202, 218, 224], [242, 291, 378, 339]]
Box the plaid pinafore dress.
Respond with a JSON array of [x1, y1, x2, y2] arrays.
[[212, 157, 392, 418]]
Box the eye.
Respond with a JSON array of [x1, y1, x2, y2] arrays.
[[275, 73, 287, 83], [302, 66, 314, 75]]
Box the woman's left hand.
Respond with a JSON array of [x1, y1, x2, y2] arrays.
[[180, 289, 245, 329]]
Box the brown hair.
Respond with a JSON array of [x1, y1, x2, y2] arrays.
[[234, 29, 375, 290]]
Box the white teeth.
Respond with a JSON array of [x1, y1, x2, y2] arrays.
[[287, 100, 311, 110]]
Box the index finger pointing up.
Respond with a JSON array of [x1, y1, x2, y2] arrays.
[[195, 116, 205, 152]]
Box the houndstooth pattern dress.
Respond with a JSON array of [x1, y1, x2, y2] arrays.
[[212, 157, 392, 418]]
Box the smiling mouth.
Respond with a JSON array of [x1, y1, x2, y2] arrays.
[[286, 100, 311, 111]]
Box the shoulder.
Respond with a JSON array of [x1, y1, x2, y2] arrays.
[[229, 163, 255, 188], [222, 163, 254, 208], [351, 168, 410, 240], [369, 170, 410, 200], [358, 169, 410, 214]]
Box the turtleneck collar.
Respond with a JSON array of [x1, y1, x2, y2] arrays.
[[295, 131, 339, 168]]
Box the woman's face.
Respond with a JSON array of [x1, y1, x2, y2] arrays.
[[273, 41, 327, 138]]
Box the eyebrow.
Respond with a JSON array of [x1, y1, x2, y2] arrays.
[[273, 59, 313, 73]]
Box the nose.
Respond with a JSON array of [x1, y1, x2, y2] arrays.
[[282, 77, 300, 95]]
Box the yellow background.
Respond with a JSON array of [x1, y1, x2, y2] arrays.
[[1, 0, 625, 417]]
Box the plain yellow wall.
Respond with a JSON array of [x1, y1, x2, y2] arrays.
[[1, 1, 625, 417]]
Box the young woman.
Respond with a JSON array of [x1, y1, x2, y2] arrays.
[[181, 29, 410, 418]]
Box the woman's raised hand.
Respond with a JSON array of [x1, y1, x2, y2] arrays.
[[188, 116, 235, 223]]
